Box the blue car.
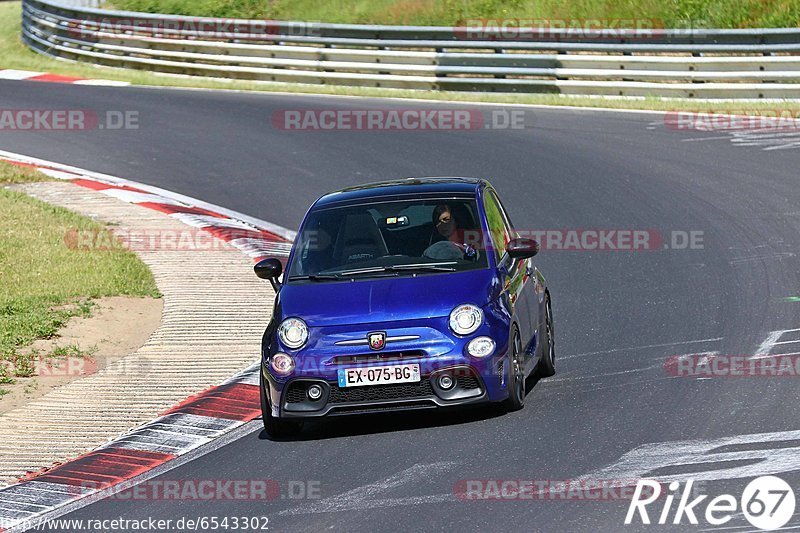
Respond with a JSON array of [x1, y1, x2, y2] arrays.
[[254, 177, 555, 437]]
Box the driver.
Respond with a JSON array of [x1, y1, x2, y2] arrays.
[[423, 204, 478, 260]]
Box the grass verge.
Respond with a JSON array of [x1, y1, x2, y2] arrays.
[[0, 161, 160, 379], [107, 0, 800, 28], [2, 2, 800, 116]]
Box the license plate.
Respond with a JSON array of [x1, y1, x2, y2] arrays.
[[337, 363, 420, 388]]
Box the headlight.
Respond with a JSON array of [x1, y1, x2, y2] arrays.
[[467, 336, 495, 358], [449, 304, 483, 336], [270, 352, 295, 376], [278, 317, 308, 349]]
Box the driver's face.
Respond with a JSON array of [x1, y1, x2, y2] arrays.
[[436, 210, 456, 238]]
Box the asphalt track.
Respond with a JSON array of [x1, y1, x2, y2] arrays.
[[2, 80, 800, 532]]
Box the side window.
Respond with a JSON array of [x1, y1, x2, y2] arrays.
[[483, 190, 513, 262], [492, 191, 516, 238]]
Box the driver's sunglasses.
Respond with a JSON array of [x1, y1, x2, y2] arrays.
[[436, 215, 452, 227]]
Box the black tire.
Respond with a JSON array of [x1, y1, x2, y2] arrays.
[[260, 372, 303, 439], [536, 294, 556, 378], [504, 328, 526, 411]]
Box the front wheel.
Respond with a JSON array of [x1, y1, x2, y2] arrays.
[[504, 328, 526, 411], [536, 294, 556, 378], [260, 372, 303, 439]]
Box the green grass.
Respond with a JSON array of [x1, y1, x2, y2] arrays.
[[48, 343, 98, 359], [0, 363, 14, 385], [0, 162, 51, 185], [0, 1, 158, 83], [0, 162, 160, 366], [107, 0, 800, 28], [7, 350, 35, 378], [2, 2, 800, 119]]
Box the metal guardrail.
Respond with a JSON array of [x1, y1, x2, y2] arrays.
[[21, 0, 800, 98]]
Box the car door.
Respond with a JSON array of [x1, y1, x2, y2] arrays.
[[483, 189, 534, 355]]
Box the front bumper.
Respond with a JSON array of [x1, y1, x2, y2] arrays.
[[263, 363, 499, 418]]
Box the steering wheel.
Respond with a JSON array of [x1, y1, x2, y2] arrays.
[[423, 241, 479, 261]]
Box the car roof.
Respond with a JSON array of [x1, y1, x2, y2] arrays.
[[313, 177, 489, 208]]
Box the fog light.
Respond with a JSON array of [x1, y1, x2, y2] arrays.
[[467, 336, 496, 358], [438, 374, 455, 390], [307, 384, 323, 400], [270, 352, 295, 376]]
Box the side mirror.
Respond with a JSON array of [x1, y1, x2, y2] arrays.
[[254, 258, 283, 292], [506, 238, 539, 259]]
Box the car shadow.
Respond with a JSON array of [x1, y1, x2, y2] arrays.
[[526, 373, 542, 394], [257, 404, 504, 442], [258, 373, 546, 442]]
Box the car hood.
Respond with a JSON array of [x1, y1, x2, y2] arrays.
[[279, 269, 497, 327]]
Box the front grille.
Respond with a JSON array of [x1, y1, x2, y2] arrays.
[[329, 380, 434, 403], [458, 375, 480, 390], [331, 401, 435, 414], [329, 350, 426, 366], [285, 383, 307, 404]]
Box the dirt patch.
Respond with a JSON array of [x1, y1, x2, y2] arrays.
[[0, 296, 162, 414]]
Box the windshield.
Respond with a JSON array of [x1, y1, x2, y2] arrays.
[[286, 197, 489, 280]]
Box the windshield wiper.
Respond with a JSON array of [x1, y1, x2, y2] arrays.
[[296, 263, 459, 280], [287, 274, 342, 281], [335, 263, 457, 277], [334, 266, 398, 277], [388, 263, 457, 272]]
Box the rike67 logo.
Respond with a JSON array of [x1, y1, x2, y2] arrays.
[[625, 476, 796, 530]]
